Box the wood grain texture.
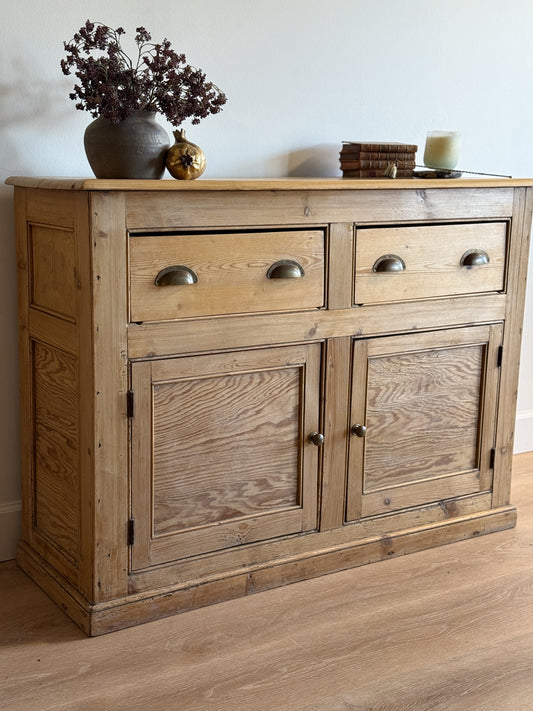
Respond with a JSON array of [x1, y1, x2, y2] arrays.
[[127, 493, 495, 594], [129, 229, 325, 321], [493, 187, 533, 506], [1, 452, 531, 711], [28, 309, 77, 354], [126, 293, 507, 360], [327, 222, 353, 310], [319, 337, 352, 530], [32, 340, 79, 564], [131, 344, 322, 567], [73, 189, 95, 600], [151, 368, 301, 530], [123, 188, 515, 231], [14, 187, 83, 588], [6, 175, 533, 190], [9, 179, 531, 636], [91, 506, 517, 634], [28, 224, 77, 320], [14, 186, 33, 548], [363, 343, 483, 488], [347, 325, 501, 520], [354, 221, 507, 304], [89, 191, 130, 601], [24, 187, 78, 227]]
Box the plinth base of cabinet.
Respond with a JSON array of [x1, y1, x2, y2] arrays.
[[17, 506, 517, 636], [16, 541, 95, 636]]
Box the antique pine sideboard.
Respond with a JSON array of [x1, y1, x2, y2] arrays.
[[6, 176, 533, 635]]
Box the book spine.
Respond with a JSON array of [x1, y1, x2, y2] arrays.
[[339, 159, 416, 170], [341, 142, 418, 153], [340, 151, 416, 161], [342, 168, 415, 178]]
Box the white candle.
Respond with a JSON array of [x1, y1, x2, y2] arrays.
[[423, 131, 461, 170]]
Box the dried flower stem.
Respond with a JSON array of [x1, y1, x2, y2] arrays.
[[61, 20, 227, 126]]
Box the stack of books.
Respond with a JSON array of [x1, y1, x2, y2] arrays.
[[340, 141, 417, 178]]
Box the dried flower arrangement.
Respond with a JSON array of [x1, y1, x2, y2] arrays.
[[60, 20, 227, 126]]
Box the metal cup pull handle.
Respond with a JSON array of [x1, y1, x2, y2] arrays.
[[460, 249, 489, 267], [372, 254, 406, 273], [154, 265, 198, 286], [267, 260, 305, 279]]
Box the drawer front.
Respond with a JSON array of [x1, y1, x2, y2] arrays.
[[354, 222, 507, 305], [129, 230, 325, 321]]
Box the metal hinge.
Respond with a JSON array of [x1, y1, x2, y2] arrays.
[[128, 518, 135, 546], [497, 345, 503, 368], [127, 390, 135, 418], [490, 448, 496, 469]]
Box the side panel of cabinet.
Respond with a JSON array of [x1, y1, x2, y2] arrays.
[[346, 324, 503, 520], [15, 189, 87, 592], [130, 343, 322, 570]]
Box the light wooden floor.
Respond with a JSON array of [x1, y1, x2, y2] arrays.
[[2, 452, 532, 711]]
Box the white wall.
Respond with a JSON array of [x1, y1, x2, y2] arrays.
[[1, 0, 533, 560]]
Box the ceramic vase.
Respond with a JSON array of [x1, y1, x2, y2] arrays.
[[84, 110, 170, 179]]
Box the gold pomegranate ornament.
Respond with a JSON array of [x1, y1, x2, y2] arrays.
[[165, 129, 206, 180]]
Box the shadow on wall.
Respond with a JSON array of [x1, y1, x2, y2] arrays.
[[0, 56, 68, 125], [0, 56, 76, 175], [287, 145, 341, 178], [0, 61, 49, 529]]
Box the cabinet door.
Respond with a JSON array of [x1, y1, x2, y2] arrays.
[[130, 344, 322, 570], [346, 324, 502, 521]]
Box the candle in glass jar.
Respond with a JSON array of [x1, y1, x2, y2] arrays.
[[423, 131, 461, 170]]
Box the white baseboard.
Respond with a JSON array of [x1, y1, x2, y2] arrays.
[[0, 500, 21, 562], [514, 410, 533, 454]]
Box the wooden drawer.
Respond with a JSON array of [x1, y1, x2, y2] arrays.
[[129, 229, 325, 321], [354, 222, 507, 304]]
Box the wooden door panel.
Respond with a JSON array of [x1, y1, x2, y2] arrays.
[[347, 325, 502, 520], [131, 344, 321, 569], [152, 367, 301, 533], [362, 343, 483, 490]]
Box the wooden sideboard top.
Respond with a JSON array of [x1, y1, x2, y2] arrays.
[[6, 176, 533, 191]]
